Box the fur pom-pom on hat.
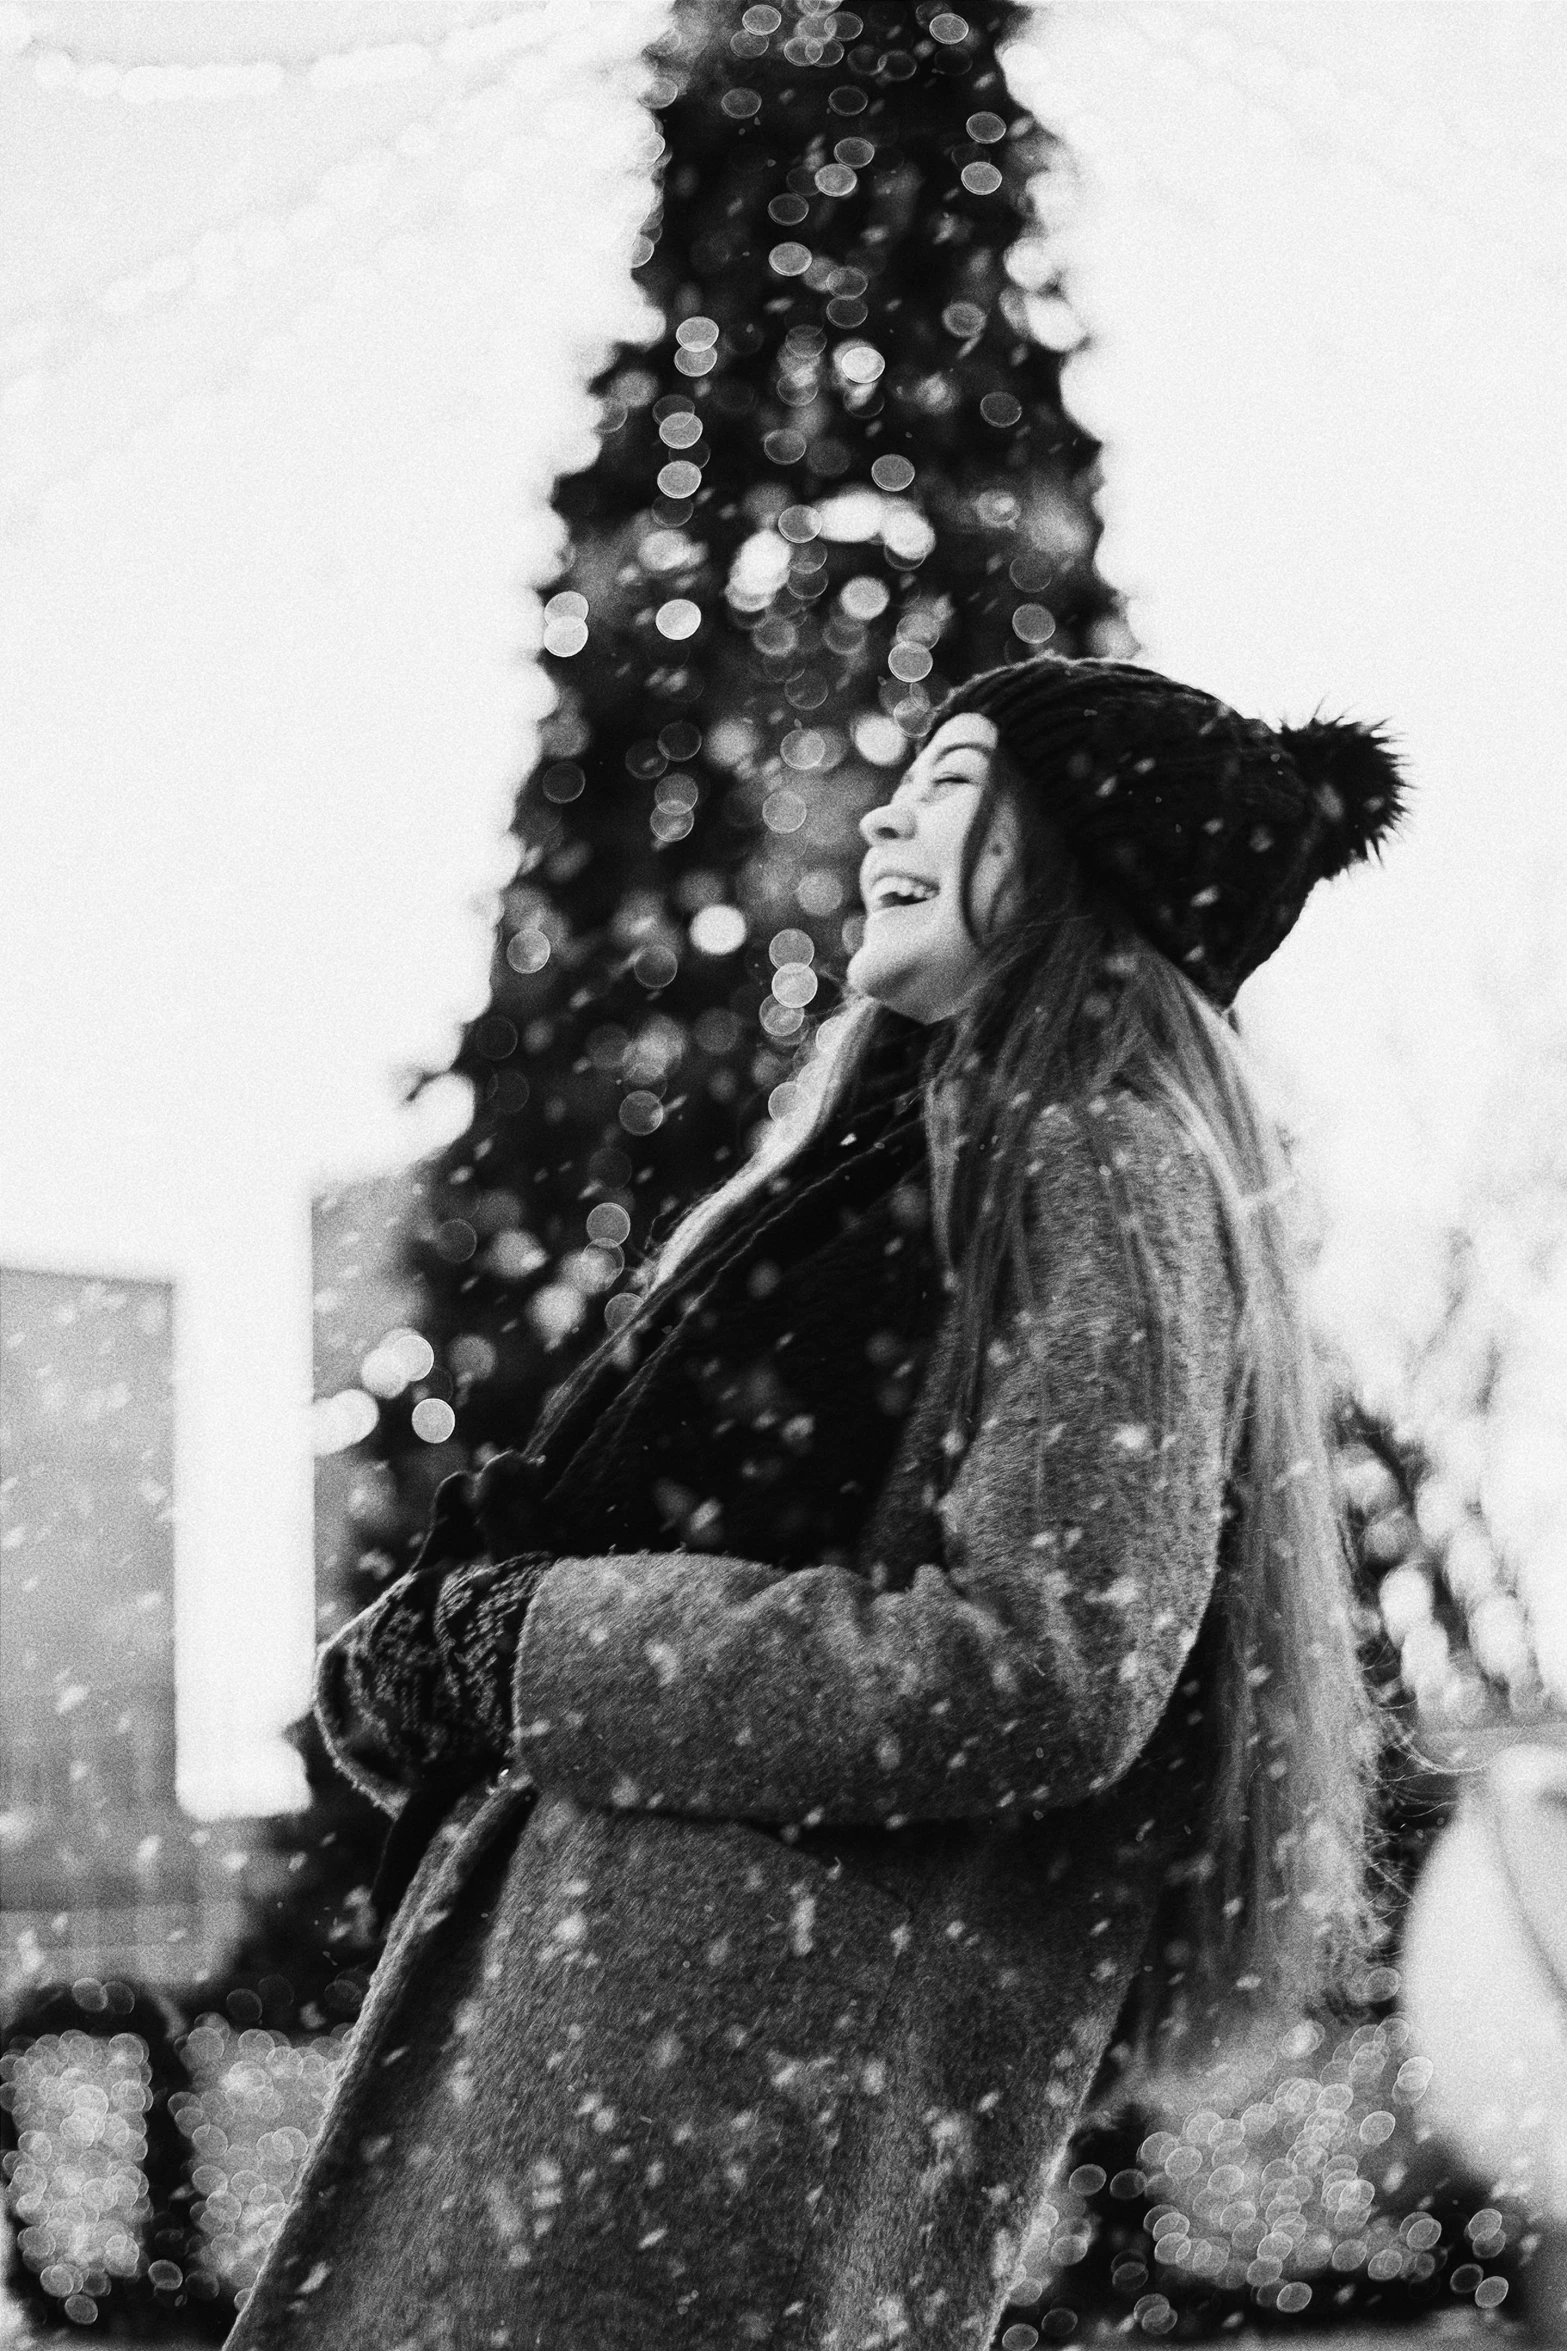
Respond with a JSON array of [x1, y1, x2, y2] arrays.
[[1274, 716, 1407, 879], [937, 655, 1408, 1002]]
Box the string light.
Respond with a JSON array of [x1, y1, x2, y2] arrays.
[[1101, 0, 1563, 182], [2, 2030, 157, 2325], [5, 83, 520, 409], [1007, 3, 1566, 303], [1, 4, 657, 372], [3, 5, 663, 534], [5, 4, 552, 95], [171, 2015, 346, 2311]]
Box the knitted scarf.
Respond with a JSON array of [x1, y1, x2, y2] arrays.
[[321, 1017, 948, 1927]]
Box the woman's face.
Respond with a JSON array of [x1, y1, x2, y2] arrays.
[[847, 712, 1020, 1024]]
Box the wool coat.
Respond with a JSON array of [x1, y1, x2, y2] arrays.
[[228, 1090, 1237, 2351]]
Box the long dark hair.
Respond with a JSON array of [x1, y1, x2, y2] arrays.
[[638, 749, 1381, 2067]]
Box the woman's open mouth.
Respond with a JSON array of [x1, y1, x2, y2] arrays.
[[864, 873, 939, 914]]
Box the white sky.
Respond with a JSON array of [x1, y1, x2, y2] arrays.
[[3, 0, 1564, 1815]]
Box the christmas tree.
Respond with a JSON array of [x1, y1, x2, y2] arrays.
[[210, 0, 1124, 2110], [360, 0, 1124, 1558]]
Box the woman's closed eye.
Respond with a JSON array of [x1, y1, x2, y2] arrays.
[[900, 773, 980, 814]]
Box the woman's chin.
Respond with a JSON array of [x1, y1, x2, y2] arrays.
[[846, 937, 937, 1023], [845, 934, 904, 1008]]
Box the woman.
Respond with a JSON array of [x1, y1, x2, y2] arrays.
[[231, 653, 1405, 2351]]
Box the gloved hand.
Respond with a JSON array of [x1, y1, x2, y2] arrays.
[[410, 1447, 554, 1576], [318, 1450, 557, 1933], [337, 1546, 550, 1936]]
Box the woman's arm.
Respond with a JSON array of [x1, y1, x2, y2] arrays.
[[510, 1094, 1238, 1827]]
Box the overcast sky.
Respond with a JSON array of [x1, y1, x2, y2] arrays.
[[3, 0, 1564, 1814]]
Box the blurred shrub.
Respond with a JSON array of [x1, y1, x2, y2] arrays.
[[4, 2028, 155, 2320], [0, 1975, 210, 2335], [170, 2014, 348, 2318], [995, 2005, 1531, 2341]]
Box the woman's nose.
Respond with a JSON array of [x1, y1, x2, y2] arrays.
[[859, 797, 913, 847]]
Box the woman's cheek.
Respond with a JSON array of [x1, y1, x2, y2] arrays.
[[929, 906, 986, 1012]]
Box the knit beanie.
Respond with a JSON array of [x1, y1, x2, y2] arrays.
[[935, 653, 1406, 1004]]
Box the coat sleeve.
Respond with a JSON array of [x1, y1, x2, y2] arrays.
[[510, 1095, 1238, 1826]]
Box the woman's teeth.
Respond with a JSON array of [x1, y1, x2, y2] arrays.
[[868, 875, 938, 911]]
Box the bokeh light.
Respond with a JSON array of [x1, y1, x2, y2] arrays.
[[2, 2029, 156, 2323], [170, 2016, 348, 2312]]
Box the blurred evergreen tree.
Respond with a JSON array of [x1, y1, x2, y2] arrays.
[[208, 0, 1125, 2089], [356, 0, 1124, 1568]]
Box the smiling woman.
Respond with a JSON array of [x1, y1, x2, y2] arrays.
[[232, 650, 1406, 2351], [848, 709, 1022, 1024]]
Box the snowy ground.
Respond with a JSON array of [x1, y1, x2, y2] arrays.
[[0, 2258, 1503, 2351], [0, 2312, 1502, 2350], [0, 2189, 1509, 2348]]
